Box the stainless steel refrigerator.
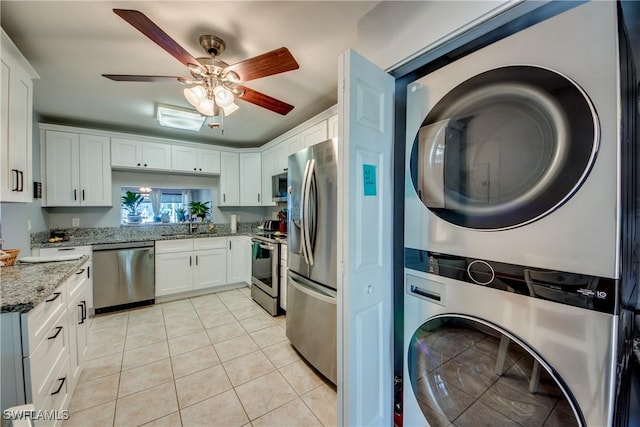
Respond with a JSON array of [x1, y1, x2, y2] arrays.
[[286, 138, 337, 384]]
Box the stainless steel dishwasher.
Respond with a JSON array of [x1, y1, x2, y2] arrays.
[[92, 241, 155, 314]]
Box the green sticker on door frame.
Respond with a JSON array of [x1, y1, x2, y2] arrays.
[[363, 164, 377, 196]]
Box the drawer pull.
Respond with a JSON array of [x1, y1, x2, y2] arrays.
[[57, 248, 75, 251], [75, 268, 86, 275], [78, 300, 87, 324], [51, 377, 66, 395], [48, 326, 63, 340], [45, 292, 61, 303]]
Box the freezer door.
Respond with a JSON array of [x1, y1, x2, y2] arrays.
[[286, 272, 337, 384]]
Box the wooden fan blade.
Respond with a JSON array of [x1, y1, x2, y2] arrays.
[[113, 9, 204, 72], [224, 47, 299, 82], [237, 85, 294, 115], [102, 74, 184, 83]]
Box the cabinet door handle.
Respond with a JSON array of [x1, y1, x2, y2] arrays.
[[48, 326, 63, 340], [144, 163, 148, 167], [45, 292, 62, 303], [258, 193, 260, 203], [196, 255, 198, 265], [75, 268, 85, 275], [87, 266, 91, 279], [82, 189, 85, 200], [223, 193, 226, 203], [58, 248, 74, 251], [50, 377, 66, 395], [18, 170, 24, 192], [78, 303, 85, 324], [11, 169, 19, 191], [193, 167, 197, 171], [73, 189, 77, 201], [198, 168, 202, 171], [229, 241, 231, 250], [137, 163, 141, 167], [81, 300, 87, 322], [189, 256, 192, 266]]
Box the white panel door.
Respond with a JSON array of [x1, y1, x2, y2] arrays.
[[239, 152, 262, 206], [337, 49, 394, 426], [220, 151, 240, 206], [197, 148, 221, 174], [227, 236, 250, 284], [142, 141, 171, 170], [194, 248, 227, 290], [110, 138, 142, 168], [276, 142, 290, 173], [45, 131, 80, 206], [261, 148, 276, 206], [155, 252, 193, 296], [171, 145, 197, 172], [79, 134, 111, 206], [300, 121, 328, 148]]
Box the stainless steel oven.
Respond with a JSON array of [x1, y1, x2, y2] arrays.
[[250, 235, 281, 316]]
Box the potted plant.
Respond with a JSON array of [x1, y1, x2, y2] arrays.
[[188, 201, 211, 221], [175, 206, 187, 222], [121, 191, 143, 223]]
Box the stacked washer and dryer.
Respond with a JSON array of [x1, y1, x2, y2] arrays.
[[403, 2, 637, 426]]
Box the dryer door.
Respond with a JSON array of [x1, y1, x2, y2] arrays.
[[410, 66, 598, 230], [407, 315, 583, 426]]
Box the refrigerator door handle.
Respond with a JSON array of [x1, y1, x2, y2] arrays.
[[303, 159, 316, 266], [288, 270, 337, 300], [299, 159, 312, 265]]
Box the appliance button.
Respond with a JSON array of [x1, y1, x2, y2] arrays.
[[467, 260, 495, 285]]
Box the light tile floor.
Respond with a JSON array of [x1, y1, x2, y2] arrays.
[[64, 287, 337, 427]]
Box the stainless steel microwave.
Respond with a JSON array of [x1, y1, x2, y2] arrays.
[[272, 172, 288, 202]]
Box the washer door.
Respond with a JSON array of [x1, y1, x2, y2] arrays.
[[407, 315, 582, 426], [410, 66, 598, 229]]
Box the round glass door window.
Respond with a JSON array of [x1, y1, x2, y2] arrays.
[[408, 316, 582, 426], [409, 66, 598, 229]]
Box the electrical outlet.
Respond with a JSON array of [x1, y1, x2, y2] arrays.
[[72, 218, 80, 227]]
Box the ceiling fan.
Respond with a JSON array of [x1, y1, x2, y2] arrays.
[[102, 9, 299, 119]]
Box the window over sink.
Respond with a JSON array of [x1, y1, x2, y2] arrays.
[[120, 186, 212, 225]]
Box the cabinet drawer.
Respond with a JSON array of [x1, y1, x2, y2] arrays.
[[37, 246, 92, 258], [155, 239, 193, 254], [22, 285, 66, 356], [66, 261, 89, 300], [194, 237, 226, 251], [25, 309, 68, 409], [34, 352, 70, 426]]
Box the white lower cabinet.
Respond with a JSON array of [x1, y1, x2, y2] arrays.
[[155, 237, 229, 297], [227, 236, 251, 285], [0, 260, 89, 427]]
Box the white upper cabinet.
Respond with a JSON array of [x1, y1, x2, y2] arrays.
[[300, 120, 328, 148], [1, 29, 38, 203], [43, 130, 111, 207], [261, 148, 276, 207], [328, 114, 338, 139], [220, 151, 240, 206], [276, 141, 290, 173], [287, 134, 303, 155], [171, 145, 220, 174], [240, 152, 262, 206], [111, 138, 171, 171]]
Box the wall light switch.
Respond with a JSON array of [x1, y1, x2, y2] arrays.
[[72, 218, 80, 227]]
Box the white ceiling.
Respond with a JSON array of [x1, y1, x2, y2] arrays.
[[1, 1, 379, 147]]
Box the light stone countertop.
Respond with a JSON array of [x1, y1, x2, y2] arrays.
[[1, 256, 88, 314]]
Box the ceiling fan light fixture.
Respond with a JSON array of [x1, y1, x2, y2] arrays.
[[213, 85, 234, 108], [223, 102, 239, 116], [156, 104, 205, 131], [196, 98, 215, 116], [184, 85, 207, 107]]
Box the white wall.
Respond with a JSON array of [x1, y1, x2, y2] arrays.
[[356, 0, 514, 70]]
